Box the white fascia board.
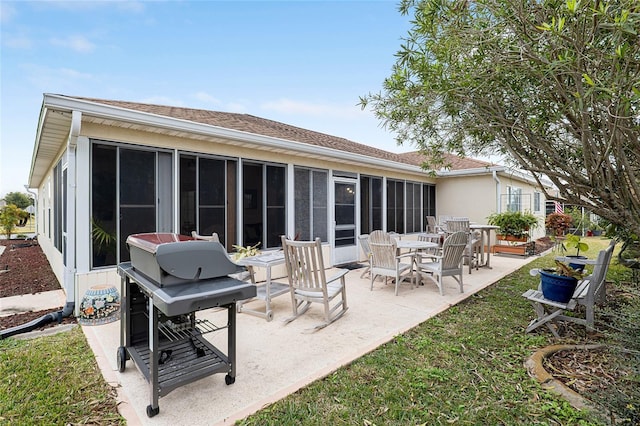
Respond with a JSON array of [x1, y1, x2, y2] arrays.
[[438, 165, 554, 189], [500, 168, 555, 189], [43, 94, 426, 175], [437, 166, 506, 177], [28, 104, 50, 186]]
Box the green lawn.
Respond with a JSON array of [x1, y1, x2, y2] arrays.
[[0, 328, 125, 425]]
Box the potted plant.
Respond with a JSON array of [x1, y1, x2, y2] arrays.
[[231, 242, 261, 261], [586, 218, 603, 237], [91, 217, 116, 266], [539, 260, 584, 303], [563, 233, 589, 271], [487, 211, 539, 242]]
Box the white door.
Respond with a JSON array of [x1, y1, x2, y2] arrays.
[[333, 178, 358, 265]]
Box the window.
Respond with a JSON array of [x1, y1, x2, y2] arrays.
[[53, 160, 63, 251], [507, 186, 522, 212], [91, 141, 173, 268], [179, 154, 237, 249], [91, 144, 117, 268], [243, 162, 286, 249], [422, 184, 436, 218], [386, 179, 404, 233], [360, 175, 383, 234], [405, 182, 422, 233], [533, 192, 541, 213], [118, 148, 157, 261], [294, 167, 328, 242]]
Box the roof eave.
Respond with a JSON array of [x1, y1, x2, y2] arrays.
[[28, 104, 49, 187], [436, 166, 506, 177], [41, 94, 427, 176]]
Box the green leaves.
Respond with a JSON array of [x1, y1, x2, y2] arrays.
[[362, 0, 640, 238], [566, 0, 580, 14], [564, 233, 589, 256], [582, 73, 595, 86]]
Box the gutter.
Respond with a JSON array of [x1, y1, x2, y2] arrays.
[[437, 166, 506, 177], [0, 305, 74, 339], [4, 109, 79, 339]]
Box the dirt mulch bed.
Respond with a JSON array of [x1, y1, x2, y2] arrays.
[[1, 239, 74, 332], [0, 239, 62, 297]]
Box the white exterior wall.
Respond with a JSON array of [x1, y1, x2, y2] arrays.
[[34, 153, 65, 290], [436, 174, 498, 225], [497, 173, 547, 240], [436, 172, 547, 240], [33, 120, 437, 306]]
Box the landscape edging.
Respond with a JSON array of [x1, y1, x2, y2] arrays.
[[525, 343, 604, 412]]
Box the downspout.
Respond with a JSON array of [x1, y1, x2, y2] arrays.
[[63, 110, 81, 316], [493, 171, 501, 213], [1, 111, 80, 339]]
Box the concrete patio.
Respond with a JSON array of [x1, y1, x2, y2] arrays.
[[83, 253, 537, 425]]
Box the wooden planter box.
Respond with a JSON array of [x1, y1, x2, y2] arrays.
[[493, 244, 527, 255], [496, 234, 528, 243], [493, 234, 534, 256]]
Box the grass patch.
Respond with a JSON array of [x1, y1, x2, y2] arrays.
[[0, 327, 124, 425], [238, 238, 637, 425]]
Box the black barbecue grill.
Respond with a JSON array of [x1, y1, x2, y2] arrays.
[[117, 233, 256, 418]]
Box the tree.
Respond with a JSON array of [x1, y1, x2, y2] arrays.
[[361, 0, 640, 235], [2, 192, 33, 210], [0, 204, 28, 240]]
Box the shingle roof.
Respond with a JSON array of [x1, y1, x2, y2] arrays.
[[69, 96, 495, 171], [398, 151, 497, 171], [72, 96, 413, 165]]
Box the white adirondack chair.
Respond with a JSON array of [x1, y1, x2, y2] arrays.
[[368, 230, 415, 296], [416, 231, 468, 295]]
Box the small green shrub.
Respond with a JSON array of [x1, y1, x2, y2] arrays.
[[487, 211, 538, 238]]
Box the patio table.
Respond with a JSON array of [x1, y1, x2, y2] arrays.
[[396, 240, 439, 281], [236, 251, 289, 322], [396, 240, 439, 252], [469, 224, 500, 269]]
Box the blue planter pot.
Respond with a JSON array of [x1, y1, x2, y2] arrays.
[[540, 270, 578, 303], [566, 255, 588, 272]]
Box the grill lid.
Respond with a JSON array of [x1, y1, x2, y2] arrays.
[[127, 233, 245, 281]]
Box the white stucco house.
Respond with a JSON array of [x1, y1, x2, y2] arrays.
[[28, 94, 551, 313]]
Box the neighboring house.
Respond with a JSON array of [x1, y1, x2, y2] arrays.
[[399, 152, 551, 239], [27, 94, 551, 312]]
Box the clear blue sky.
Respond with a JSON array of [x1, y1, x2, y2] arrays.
[[0, 0, 413, 197]]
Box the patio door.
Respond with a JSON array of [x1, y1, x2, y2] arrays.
[[333, 178, 358, 265]]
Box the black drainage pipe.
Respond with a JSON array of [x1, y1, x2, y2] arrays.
[[0, 302, 75, 340]]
